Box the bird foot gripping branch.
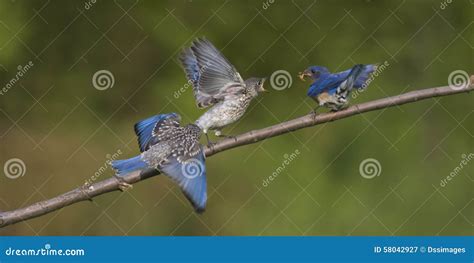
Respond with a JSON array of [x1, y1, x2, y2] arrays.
[[113, 174, 134, 192], [118, 181, 133, 192]]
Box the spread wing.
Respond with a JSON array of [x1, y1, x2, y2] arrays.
[[307, 73, 347, 97], [326, 64, 378, 90], [133, 113, 181, 152], [307, 65, 371, 97], [160, 145, 207, 213], [353, 64, 377, 88], [179, 38, 245, 108]]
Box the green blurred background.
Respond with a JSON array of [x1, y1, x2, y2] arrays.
[[0, 0, 472, 236]]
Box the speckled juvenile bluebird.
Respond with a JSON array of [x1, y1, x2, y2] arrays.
[[179, 38, 266, 144], [111, 113, 207, 212], [299, 64, 378, 112]]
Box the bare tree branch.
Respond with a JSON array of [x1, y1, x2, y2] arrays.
[[1, 84, 472, 228]]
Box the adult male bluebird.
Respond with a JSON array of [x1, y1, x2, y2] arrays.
[[298, 64, 378, 112], [179, 38, 266, 144], [111, 113, 207, 212]]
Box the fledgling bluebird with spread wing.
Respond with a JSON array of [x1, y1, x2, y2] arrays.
[[179, 38, 266, 144], [298, 64, 378, 112], [111, 113, 207, 213]]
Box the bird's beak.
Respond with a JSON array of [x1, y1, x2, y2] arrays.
[[298, 70, 311, 82]]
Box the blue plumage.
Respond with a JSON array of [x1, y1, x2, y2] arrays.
[[111, 156, 148, 177], [180, 48, 200, 89], [112, 113, 207, 213], [134, 113, 180, 152], [300, 64, 378, 111], [160, 151, 207, 212]]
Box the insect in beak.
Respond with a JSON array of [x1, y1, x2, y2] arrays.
[[298, 71, 311, 82]]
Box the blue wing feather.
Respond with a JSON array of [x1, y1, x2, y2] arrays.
[[354, 64, 377, 88], [160, 151, 207, 213], [329, 64, 377, 89], [307, 83, 320, 97], [179, 48, 200, 89], [307, 74, 345, 97], [306, 64, 377, 97], [134, 113, 180, 152]]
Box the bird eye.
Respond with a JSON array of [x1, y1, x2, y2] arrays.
[[311, 69, 316, 73], [257, 81, 262, 86]]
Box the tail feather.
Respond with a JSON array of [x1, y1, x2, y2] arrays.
[[111, 155, 148, 176], [337, 64, 364, 95], [354, 64, 378, 89], [346, 64, 365, 89]]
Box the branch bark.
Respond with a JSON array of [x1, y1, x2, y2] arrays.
[[1, 84, 472, 228]]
